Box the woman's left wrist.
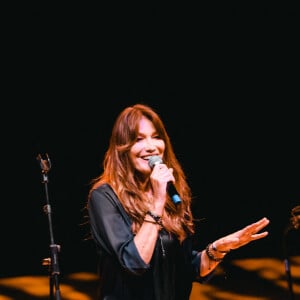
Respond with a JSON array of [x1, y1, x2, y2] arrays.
[[212, 242, 231, 254]]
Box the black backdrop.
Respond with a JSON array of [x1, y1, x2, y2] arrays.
[[2, 4, 299, 277]]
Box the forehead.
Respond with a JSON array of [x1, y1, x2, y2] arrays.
[[138, 116, 156, 133]]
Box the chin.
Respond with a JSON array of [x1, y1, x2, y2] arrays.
[[136, 167, 151, 176]]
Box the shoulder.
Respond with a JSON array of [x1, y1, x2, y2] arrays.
[[90, 183, 117, 200], [88, 184, 119, 213], [93, 183, 114, 193], [88, 184, 127, 217]]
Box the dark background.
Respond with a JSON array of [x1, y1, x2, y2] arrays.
[[2, 4, 299, 278]]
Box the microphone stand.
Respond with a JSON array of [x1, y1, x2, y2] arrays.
[[282, 226, 294, 300], [37, 153, 62, 300]]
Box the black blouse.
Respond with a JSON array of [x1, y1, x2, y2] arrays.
[[88, 184, 212, 300]]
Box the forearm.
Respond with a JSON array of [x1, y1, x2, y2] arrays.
[[134, 213, 162, 264], [199, 242, 228, 276]]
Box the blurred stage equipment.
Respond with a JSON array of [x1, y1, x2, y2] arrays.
[[37, 153, 62, 300], [290, 205, 300, 230], [283, 205, 300, 300]]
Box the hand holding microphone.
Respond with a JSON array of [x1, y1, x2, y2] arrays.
[[148, 156, 182, 205]]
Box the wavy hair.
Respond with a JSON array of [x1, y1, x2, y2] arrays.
[[88, 103, 195, 241]]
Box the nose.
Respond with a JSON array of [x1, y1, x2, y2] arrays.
[[144, 138, 156, 150]]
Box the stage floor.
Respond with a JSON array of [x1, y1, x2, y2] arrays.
[[1, 256, 299, 300]]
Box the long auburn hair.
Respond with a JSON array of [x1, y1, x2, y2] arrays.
[[88, 103, 195, 241]]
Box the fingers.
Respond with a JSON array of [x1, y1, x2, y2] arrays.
[[219, 217, 270, 250], [239, 218, 270, 244], [244, 217, 270, 233], [251, 231, 269, 241], [153, 164, 174, 182]]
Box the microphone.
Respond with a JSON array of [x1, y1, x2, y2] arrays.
[[148, 155, 182, 205]]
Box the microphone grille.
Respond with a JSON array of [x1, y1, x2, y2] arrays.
[[148, 156, 163, 168]]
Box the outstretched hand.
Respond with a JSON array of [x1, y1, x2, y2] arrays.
[[215, 217, 270, 252]]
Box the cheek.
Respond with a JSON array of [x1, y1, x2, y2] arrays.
[[128, 144, 142, 164], [157, 140, 165, 151], [130, 143, 142, 156]]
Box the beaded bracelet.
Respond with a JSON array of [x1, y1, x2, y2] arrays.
[[205, 243, 224, 262], [212, 242, 231, 254], [146, 211, 163, 226]]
